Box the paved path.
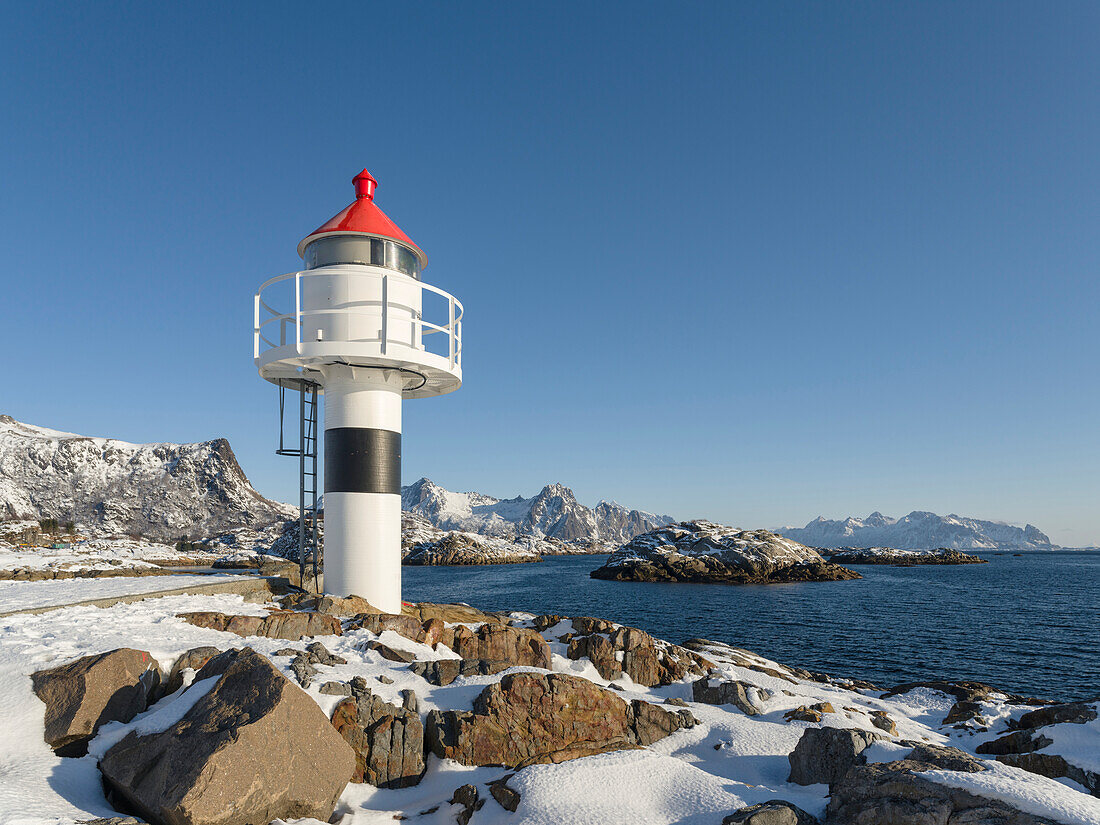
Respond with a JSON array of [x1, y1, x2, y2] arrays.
[[0, 574, 288, 617]]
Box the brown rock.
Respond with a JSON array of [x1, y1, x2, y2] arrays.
[[572, 616, 616, 634], [330, 690, 424, 788], [402, 602, 505, 625], [176, 610, 340, 640], [869, 710, 898, 736], [489, 776, 521, 812], [32, 648, 160, 757], [692, 677, 769, 716], [783, 702, 836, 724], [425, 672, 693, 768], [367, 641, 417, 663], [567, 634, 622, 681], [410, 658, 514, 686], [449, 623, 551, 670], [99, 648, 354, 825]]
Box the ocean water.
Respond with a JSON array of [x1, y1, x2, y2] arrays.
[[404, 551, 1100, 702]]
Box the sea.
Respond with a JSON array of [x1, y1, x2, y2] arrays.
[[405, 550, 1100, 702]]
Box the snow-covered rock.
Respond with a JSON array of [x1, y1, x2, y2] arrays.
[[822, 546, 987, 565], [401, 477, 672, 544], [0, 416, 292, 541], [779, 510, 1054, 551], [591, 521, 862, 584]]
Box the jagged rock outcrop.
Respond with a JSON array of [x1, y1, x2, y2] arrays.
[[425, 672, 694, 767], [564, 619, 711, 686], [331, 688, 424, 788], [449, 623, 552, 670], [0, 416, 291, 540], [403, 531, 543, 565], [780, 510, 1054, 551], [32, 648, 160, 756], [692, 676, 771, 715], [98, 648, 355, 825], [591, 521, 861, 584]]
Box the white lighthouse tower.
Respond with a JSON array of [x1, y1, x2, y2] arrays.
[[254, 169, 462, 612]]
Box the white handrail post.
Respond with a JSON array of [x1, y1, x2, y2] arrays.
[[295, 272, 302, 353], [448, 296, 456, 368], [381, 274, 388, 354], [253, 293, 260, 359]]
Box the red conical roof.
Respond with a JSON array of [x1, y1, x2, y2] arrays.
[[297, 169, 426, 266]]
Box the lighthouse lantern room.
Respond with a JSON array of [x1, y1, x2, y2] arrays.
[[254, 169, 462, 613]]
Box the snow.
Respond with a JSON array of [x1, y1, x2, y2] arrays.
[[0, 537, 202, 574], [927, 761, 1100, 825], [88, 673, 218, 758], [605, 521, 824, 568], [1044, 710, 1100, 774]]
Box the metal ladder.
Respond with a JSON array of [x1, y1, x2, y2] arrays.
[[277, 381, 321, 591]]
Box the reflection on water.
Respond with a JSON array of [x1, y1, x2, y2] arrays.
[[404, 551, 1100, 701]]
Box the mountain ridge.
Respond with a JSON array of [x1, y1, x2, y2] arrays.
[[778, 510, 1054, 551]]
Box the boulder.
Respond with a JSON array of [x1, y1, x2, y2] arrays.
[[784, 702, 836, 724], [32, 648, 160, 756], [722, 800, 818, 825], [869, 710, 898, 735], [827, 760, 1056, 824], [448, 784, 484, 825], [99, 648, 354, 825], [692, 677, 769, 716], [489, 776, 521, 812], [367, 641, 417, 663], [425, 672, 694, 768], [787, 727, 879, 786], [976, 730, 1051, 756], [330, 690, 424, 788], [1015, 700, 1098, 730], [450, 623, 551, 670], [402, 602, 506, 625], [176, 610, 340, 640]]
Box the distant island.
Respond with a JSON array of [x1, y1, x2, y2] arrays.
[[778, 510, 1054, 551]]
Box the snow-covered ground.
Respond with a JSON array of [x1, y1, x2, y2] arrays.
[[0, 537, 207, 575], [0, 574, 253, 614], [1, 589, 1097, 825]]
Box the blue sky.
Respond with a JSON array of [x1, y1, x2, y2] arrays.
[[2, 2, 1097, 545]]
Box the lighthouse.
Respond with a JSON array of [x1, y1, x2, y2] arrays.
[[254, 169, 462, 612]]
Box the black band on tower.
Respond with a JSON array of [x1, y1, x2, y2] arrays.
[[324, 427, 401, 494]]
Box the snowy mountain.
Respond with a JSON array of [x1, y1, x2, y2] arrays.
[[401, 477, 673, 544], [0, 416, 292, 541], [778, 510, 1054, 551]]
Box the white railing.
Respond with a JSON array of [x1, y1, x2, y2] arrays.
[[253, 269, 463, 372]]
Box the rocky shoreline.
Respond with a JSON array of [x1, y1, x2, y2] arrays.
[[591, 521, 862, 584], [13, 592, 1098, 825]]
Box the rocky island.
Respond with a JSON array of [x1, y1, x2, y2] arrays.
[[403, 531, 543, 566], [821, 546, 988, 565], [591, 520, 862, 584]]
